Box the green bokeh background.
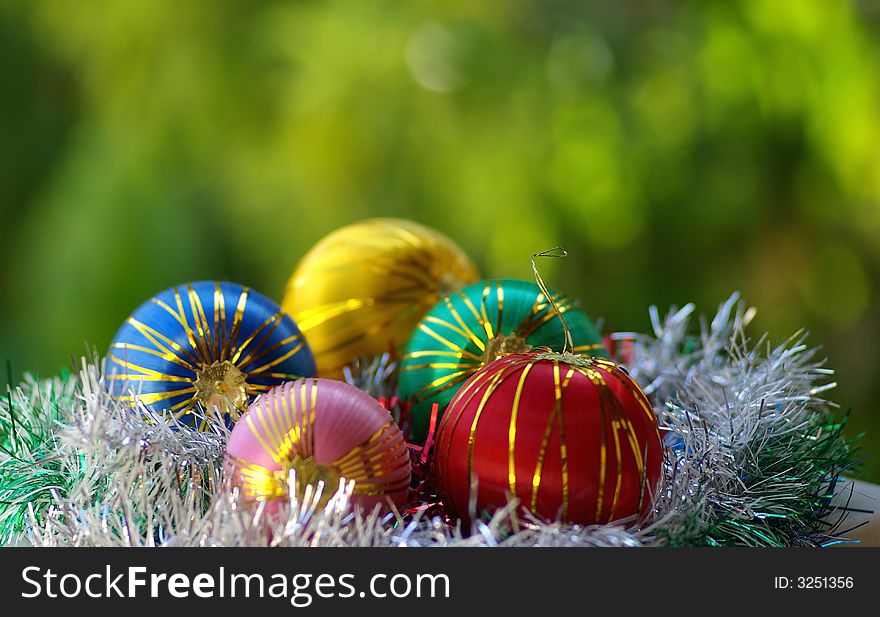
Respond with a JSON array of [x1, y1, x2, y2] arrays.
[[1, 1, 878, 476]]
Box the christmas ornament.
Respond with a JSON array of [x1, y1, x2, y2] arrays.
[[399, 279, 607, 442], [225, 378, 411, 513], [282, 218, 479, 376], [105, 281, 316, 429], [434, 352, 662, 526]]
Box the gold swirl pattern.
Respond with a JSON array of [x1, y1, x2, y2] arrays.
[[282, 218, 479, 376], [105, 281, 316, 430]]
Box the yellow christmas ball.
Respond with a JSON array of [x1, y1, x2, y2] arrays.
[[283, 218, 479, 376]]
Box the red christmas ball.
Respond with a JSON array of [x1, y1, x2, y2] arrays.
[[434, 352, 663, 526]]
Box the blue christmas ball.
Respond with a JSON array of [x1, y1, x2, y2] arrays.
[[105, 281, 316, 429]]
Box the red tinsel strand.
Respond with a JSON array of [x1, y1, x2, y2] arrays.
[[400, 404, 454, 524]]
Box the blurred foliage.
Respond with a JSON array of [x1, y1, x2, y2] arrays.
[[1, 0, 879, 475]]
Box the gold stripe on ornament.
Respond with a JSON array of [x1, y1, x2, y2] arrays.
[[259, 372, 302, 381], [176, 286, 204, 358], [126, 317, 201, 367], [269, 386, 291, 461], [226, 455, 286, 501], [453, 289, 489, 337], [494, 280, 504, 337], [408, 369, 475, 403], [104, 356, 193, 382], [629, 378, 661, 425], [403, 349, 481, 361], [529, 361, 576, 516], [571, 342, 605, 353], [306, 306, 406, 360], [280, 382, 294, 447], [297, 381, 309, 458], [515, 293, 576, 340], [422, 314, 473, 340], [334, 421, 410, 492], [244, 383, 274, 395], [529, 361, 555, 513], [511, 292, 543, 336], [438, 359, 504, 477], [187, 284, 212, 359], [227, 287, 249, 359], [246, 406, 281, 466], [203, 287, 218, 355], [243, 380, 312, 464], [169, 396, 197, 413], [308, 379, 319, 457], [294, 381, 307, 459], [507, 361, 534, 495], [588, 359, 656, 513], [479, 283, 494, 340], [402, 361, 477, 371], [586, 367, 610, 521], [154, 289, 197, 360], [295, 298, 371, 332], [232, 312, 282, 365], [255, 386, 280, 458], [597, 406, 608, 520], [334, 423, 390, 467], [610, 419, 623, 520], [149, 296, 198, 360], [252, 385, 291, 465], [557, 366, 575, 519], [618, 418, 641, 517], [592, 370, 624, 520], [241, 330, 303, 367], [246, 338, 305, 374], [622, 416, 644, 480], [576, 363, 645, 521], [202, 284, 220, 360], [215, 282, 226, 361], [425, 314, 484, 352], [416, 323, 467, 354], [109, 341, 193, 371], [119, 386, 198, 407], [442, 295, 488, 352], [466, 368, 509, 499]]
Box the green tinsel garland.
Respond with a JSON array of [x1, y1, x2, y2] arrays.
[[0, 370, 78, 543]]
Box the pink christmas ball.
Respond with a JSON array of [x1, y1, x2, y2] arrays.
[[225, 378, 411, 514]]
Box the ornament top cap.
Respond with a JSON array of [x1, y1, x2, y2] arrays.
[[496, 350, 628, 375], [534, 350, 624, 370]]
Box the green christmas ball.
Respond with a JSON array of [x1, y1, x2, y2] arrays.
[[398, 278, 607, 442]]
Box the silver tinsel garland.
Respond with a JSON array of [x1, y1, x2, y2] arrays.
[[0, 293, 858, 547]]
